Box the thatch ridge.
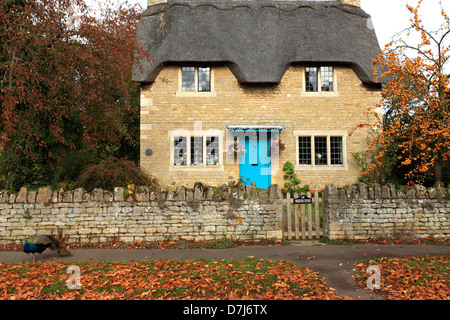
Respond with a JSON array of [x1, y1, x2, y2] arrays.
[[141, 1, 369, 17]]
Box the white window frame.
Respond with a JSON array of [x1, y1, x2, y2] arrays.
[[294, 130, 348, 171], [301, 66, 338, 97], [176, 67, 217, 97], [169, 129, 224, 171]]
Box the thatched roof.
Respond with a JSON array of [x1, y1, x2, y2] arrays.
[[132, 0, 384, 85]]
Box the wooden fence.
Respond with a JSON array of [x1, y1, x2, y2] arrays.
[[282, 191, 323, 240]]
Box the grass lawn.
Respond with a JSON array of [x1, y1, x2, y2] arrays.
[[0, 258, 352, 300], [354, 256, 449, 300]]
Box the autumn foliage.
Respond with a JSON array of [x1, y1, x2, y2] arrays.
[[359, 0, 450, 185], [0, 0, 151, 189], [355, 256, 449, 300], [0, 259, 351, 300]]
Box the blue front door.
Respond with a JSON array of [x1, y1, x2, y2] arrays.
[[238, 131, 271, 189]]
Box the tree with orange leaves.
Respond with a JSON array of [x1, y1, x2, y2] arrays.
[[358, 0, 450, 185]]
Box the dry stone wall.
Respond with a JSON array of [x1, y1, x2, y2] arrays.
[[3, 182, 448, 244], [0, 184, 282, 245], [323, 183, 450, 240]]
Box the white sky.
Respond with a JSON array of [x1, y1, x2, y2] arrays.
[[362, 0, 450, 49], [95, 0, 450, 48]]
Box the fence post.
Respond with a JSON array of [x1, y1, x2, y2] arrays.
[[322, 185, 332, 239], [293, 193, 299, 239], [300, 193, 306, 240], [286, 192, 292, 240], [307, 191, 312, 239], [315, 189, 320, 239]]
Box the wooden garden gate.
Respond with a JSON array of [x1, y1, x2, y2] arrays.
[[282, 191, 323, 240]]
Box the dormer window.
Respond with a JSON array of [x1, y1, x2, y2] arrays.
[[198, 67, 211, 92], [305, 66, 334, 92], [181, 67, 195, 92], [181, 67, 211, 92]]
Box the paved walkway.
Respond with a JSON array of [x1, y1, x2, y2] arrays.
[[1, 242, 448, 300]]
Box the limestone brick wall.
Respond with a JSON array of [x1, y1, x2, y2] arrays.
[[140, 65, 381, 190], [0, 185, 282, 245], [323, 184, 450, 240]]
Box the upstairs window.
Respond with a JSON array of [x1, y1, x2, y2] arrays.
[[181, 67, 211, 92], [198, 67, 211, 92], [181, 67, 196, 92], [320, 66, 334, 92], [305, 66, 334, 92], [305, 67, 318, 92]]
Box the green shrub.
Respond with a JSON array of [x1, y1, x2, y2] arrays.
[[0, 145, 59, 191], [75, 158, 157, 192], [58, 150, 94, 181], [282, 161, 310, 197]]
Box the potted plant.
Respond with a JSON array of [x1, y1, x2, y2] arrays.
[[269, 138, 286, 155]]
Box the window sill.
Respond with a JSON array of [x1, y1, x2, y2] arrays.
[[176, 91, 217, 98], [300, 91, 339, 98], [169, 165, 224, 172], [295, 165, 348, 171]]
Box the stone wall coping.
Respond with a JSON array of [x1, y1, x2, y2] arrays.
[[324, 183, 450, 200], [0, 184, 282, 204]]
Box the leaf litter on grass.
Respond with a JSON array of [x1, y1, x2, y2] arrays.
[[0, 258, 352, 300], [355, 256, 449, 300]]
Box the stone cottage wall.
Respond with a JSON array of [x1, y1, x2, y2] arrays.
[[0, 184, 282, 245], [140, 65, 381, 190], [323, 184, 450, 240]]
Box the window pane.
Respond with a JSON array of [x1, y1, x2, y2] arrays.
[[190, 137, 203, 166], [314, 136, 327, 165], [298, 137, 312, 165], [174, 137, 187, 166], [305, 67, 318, 92], [320, 66, 333, 92], [330, 136, 343, 165], [206, 136, 219, 166], [182, 67, 195, 92], [198, 67, 211, 92]]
